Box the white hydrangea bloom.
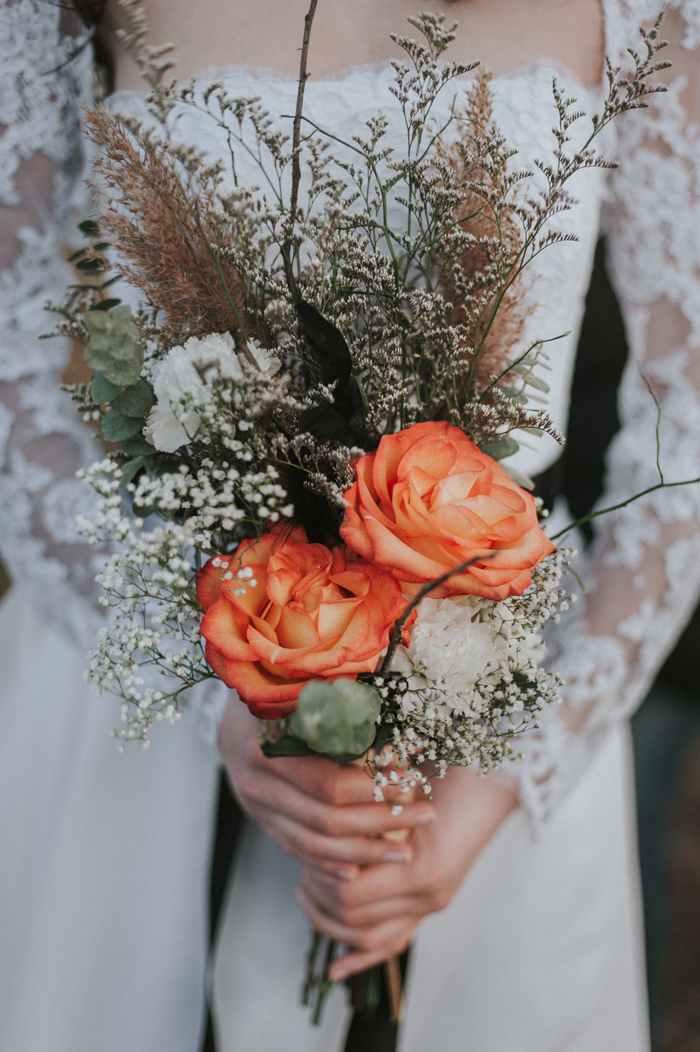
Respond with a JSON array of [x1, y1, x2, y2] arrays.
[[145, 332, 279, 452]]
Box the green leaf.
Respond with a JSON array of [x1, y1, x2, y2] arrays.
[[295, 299, 367, 440], [91, 371, 121, 405], [121, 433, 156, 456], [522, 372, 550, 394], [106, 356, 143, 386], [503, 464, 535, 491], [91, 298, 122, 313], [261, 735, 317, 758], [76, 258, 109, 274], [479, 435, 520, 461], [289, 679, 382, 759], [83, 344, 116, 374], [67, 247, 88, 263], [94, 352, 143, 387], [83, 306, 143, 386], [101, 409, 145, 442], [78, 219, 101, 237], [498, 386, 528, 405], [120, 456, 153, 487], [112, 379, 154, 417]]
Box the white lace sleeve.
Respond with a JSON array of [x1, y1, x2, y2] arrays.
[[512, 1, 700, 822], [0, 0, 106, 646]]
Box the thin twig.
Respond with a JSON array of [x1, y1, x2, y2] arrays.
[[282, 0, 319, 299], [638, 367, 664, 484], [549, 477, 700, 542], [380, 554, 491, 673]]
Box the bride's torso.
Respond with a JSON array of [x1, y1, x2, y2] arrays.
[[106, 0, 613, 479]]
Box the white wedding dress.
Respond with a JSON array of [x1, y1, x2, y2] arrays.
[[3, 2, 700, 1051]]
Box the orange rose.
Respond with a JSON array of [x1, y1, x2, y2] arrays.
[[197, 526, 407, 719], [340, 420, 554, 601]]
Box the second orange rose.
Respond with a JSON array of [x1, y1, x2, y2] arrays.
[[340, 420, 554, 601]]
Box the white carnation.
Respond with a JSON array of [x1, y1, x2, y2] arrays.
[[145, 332, 280, 453], [245, 337, 281, 377], [397, 595, 541, 717]]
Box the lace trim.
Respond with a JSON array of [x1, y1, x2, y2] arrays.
[[510, 2, 700, 822], [0, 1, 100, 648]]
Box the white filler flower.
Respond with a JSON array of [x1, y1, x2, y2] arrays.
[[145, 332, 279, 452]]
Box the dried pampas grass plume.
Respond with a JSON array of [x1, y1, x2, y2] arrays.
[[437, 71, 529, 401], [85, 105, 246, 341]]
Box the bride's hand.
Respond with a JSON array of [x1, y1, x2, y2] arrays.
[[218, 696, 438, 877], [296, 766, 519, 979]]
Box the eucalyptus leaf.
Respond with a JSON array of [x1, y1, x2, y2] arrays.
[[479, 434, 520, 461], [91, 371, 121, 405], [120, 456, 153, 487], [101, 355, 143, 386], [112, 379, 154, 418], [289, 679, 381, 759], [121, 433, 156, 456], [101, 409, 145, 442]]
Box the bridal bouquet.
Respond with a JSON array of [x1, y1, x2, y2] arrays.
[[54, 1, 667, 1019]]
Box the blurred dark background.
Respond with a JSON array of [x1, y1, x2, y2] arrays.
[[538, 240, 700, 1052]]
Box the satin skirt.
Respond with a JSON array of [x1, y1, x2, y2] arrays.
[[213, 723, 650, 1052], [0, 585, 220, 1052]]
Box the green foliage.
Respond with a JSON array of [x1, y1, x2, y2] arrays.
[[121, 433, 156, 456], [289, 679, 382, 760], [260, 735, 317, 759], [478, 434, 520, 460], [101, 408, 145, 442], [112, 379, 154, 417], [91, 371, 121, 405], [83, 306, 143, 386], [120, 455, 154, 487]]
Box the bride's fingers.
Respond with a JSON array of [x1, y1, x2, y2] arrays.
[[301, 865, 425, 926], [239, 763, 435, 839], [329, 943, 416, 983], [250, 805, 415, 867], [253, 750, 415, 806], [295, 888, 416, 980]]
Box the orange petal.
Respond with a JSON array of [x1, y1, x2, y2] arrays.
[[224, 659, 305, 712], [276, 605, 321, 649], [196, 556, 233, 611], [204, 641, 236, 687], [201, 599, 256, 661]]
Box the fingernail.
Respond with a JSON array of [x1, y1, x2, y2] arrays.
[[384, 850, 411, 863], [413, 811, 437, 825], [335, 868, 355, 881]]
